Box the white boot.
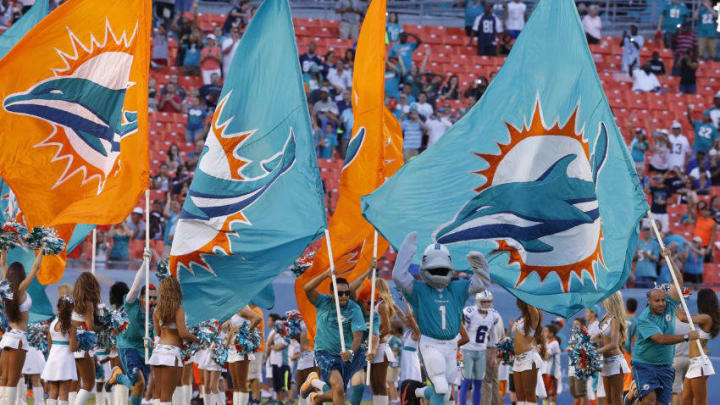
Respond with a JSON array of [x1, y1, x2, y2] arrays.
[[373, 395, 389, 405], [7, 386, 18, 405], [238, 392, 249, 405], [114, 385, 129, 405], [46, 399, 58, 405], [68, 392, 77, 405], [33, 386, 45, 405], [16, 378, 26, 405], [74, 389, 90, 405], [96, 391, 106, 405]]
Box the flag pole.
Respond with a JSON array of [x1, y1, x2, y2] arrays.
[[647, 211, 708, 362], [324, 229, 346, 353], [144, 190, 150, 362], [365, 231, 378, 385], [91, 229, 97, 275]]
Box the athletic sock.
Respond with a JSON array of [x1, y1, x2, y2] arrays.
[[372, 395, 389, 405], [458, 379, 470, 405], [96, 391, 105, 405], [67, 392, 76, 405], [46, 400, 57, 405], [471, 380, 481, 405], [34, 386, 46, 405], [59, 402, 68, 405], [239, 392, 249, 405], [6, 387, 18, 405], [349, 385, 364, 405], [16, 378, 26, 405], [115, 386, 130, 405]]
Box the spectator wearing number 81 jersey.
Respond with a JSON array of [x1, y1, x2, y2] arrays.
[[459, 292, 501, 405]]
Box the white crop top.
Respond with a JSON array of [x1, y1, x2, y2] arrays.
[[18, 294, 31, 313], [599, 316, 613, 337], [513, 318, 535, 337], [50, 319, 69, 343]]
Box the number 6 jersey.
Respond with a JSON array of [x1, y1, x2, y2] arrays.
[[461, 306, 501, 351]]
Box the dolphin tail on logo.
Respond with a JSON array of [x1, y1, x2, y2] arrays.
[[591, 123, 609, 185], [343, 127, 365, 169]]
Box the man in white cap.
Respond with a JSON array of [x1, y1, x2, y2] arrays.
[[126, 207, 146, 240], [392, 232, 490, 405], [667, 120, 690, 171]]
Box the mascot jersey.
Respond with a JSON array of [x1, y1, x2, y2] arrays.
[[404, 279, 469, 340]]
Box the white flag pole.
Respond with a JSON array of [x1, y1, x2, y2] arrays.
[[647, 211, 708, 362], [91, 229, 97, 275], [365, 231, 379, 385], [144, 190, 150, 362], [324, 229, 346, 353]]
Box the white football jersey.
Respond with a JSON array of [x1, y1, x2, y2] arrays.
[[461, 306, 500, 351]]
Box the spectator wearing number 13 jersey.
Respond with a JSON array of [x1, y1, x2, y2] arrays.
[[459, 292, 501, 405]]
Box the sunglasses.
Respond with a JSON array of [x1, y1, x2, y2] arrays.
[[336, 291, 351, 297]]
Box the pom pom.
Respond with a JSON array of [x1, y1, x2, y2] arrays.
[[110, 308, 129, 334], [22, 226, 66, 255], [234, 325, 262, 354], [156, 258, 170, 281], [569, 326, 601, 380], [0, 309, 8, 332], [211, 343, 228, 367], [28, 321, 49, 354], [77, 328, 97, 352], [495, 336, 514, 365], [96, 329, 116, 351], [0, 221, 27, 250], [189, 319, 222, 348], [94, 304, 113, 329], [290, 251, 315, 277], [0, 280, 13, 302]]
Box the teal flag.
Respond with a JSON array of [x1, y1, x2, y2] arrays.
[[170, 0, 326, 325], [362, 0, 648, 317], [0, 0, 48, 59]]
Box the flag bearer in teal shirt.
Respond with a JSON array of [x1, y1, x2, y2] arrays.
[[632, 249, 699, 405]]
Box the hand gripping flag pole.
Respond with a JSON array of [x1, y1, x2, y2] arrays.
[[647, 210, 709, 364], [366, 231, 378, 385], [145, 190, 150, 362], [325, 229, 346, 353]]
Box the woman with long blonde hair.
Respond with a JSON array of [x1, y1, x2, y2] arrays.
[[0, 249, 43, 404], [71, 272, 101, 405], [512, 299, 546, 405], [595, 291, 629, 405], [148, 276, 198, 405]]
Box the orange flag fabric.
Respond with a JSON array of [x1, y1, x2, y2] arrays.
[[0, 0, 150, 283], [294, 0, 403, 341]]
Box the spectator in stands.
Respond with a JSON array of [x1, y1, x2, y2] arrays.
[[199, 72, 223, 108], [108, 223, 132, 262], [300, 41, 323, 74], [394, 94, 411, 119], [151, 25, 169, 69], [649, 129, 671, 173], [125, 207, 146, 241], [337, 90, 351, 117], [317, 122, 338, 160], [322, 50, 338, 75], [158, 83, 183, 113], [313, 89, 340, 126], [630, 61, 662, 93], [464, 77, 488, 100], [677, 49, 699, 94], [496, 31, 514, 55], [222, 26, 241, 77], [648, 51, 667, 76], [305, 65, 323, 94], [153, 0, 175, 28], [695, 0, 718, 60], [668, 120, 691, 171], [149, 200, 165, 244], [200, 34, 222, 84], [387, 12, 403, 43], [438, 75, 460, 100], [706, 91, 720, 128], [151, 163, 173, 192], [581, 4, 602, 45], [181, 29, 203, 75], [687, 108, 718, 155], [630, 128, 650, 165], [401, 108, 424, 161], [336, 0, 365, 40], [658, 0, 690, 50], [400, 83, 417, 104], [172, 5, 198, 58], [686, 150, 711, 177], [184, 97, 207, 143], [339, 100, 353, 158], [621, 25, 643, 73], [422, 74, 444, 104], [223, 0, 251, 34], [503, 0, 526, 38], [647, 173, 672, 232], [709, 151, 720, 185], [186, 138, 205, 170], [412, 92, 433, 120], [694, 203, 717, 261], [673, 23, 698, 75], [400, 49, 429, 99], [0, 0, 13, 28], [343, 49, 356, 70], [683, 236, 706, 285], [163, 195, 181, 252], [473, 2, 501, 56], [423, 108, 452, 147], [162, 75, 187, 101], [463, 0, 484, 46], [633, 224, 660, 288], [172, 166, 192, 195], [385, 57, 401, 100], [327, 60, 353, 93], [166, 143, 183, 172], [389, 32, 422, 76]]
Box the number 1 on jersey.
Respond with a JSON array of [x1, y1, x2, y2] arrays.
[[439, 305, 446, 330]]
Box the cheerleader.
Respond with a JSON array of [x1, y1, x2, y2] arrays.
[[397, 299, 421, 389], [70, 272, 102, 405], [0, 249, 43, 404], [512, 299, 545, 405], [108, 281, 130, 405], [680, 288, 720, 405], [148, 277, 198, 405], [198, 324, 226, 405], [41, 296, 79, 405], [226, 306, 262, 405], [593, 292, 629, 405]]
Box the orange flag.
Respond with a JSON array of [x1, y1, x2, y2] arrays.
[[0, 0, 150, 283], [294, 0, 403, 341]]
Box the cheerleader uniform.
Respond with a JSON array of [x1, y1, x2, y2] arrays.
[[398, 329, 421, 384], [370, 301, 396, 366], [148, 320, 183, 367], [41, 319, 78, 381], [510, 319, 543, 373], [22, 346, 46, 375], [597, 317, 630, 378], [72, 310, 90, 359], [686, 328, 715, 378], [227, 314, 255, 364], [0, 295, 32, 350]]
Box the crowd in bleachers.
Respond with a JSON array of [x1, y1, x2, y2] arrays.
[[2, 0, 720, 287]]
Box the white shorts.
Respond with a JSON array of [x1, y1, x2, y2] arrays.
[[512, 349, 543, 373], [371, 343, 396, 364], [686, 355, 715, 379], [248, 352, 263, 380], [148, 344, 183, 367], [197, 348, 223, 372], [22, 346, 46, 374], [297, 351, 315, 371], [0, 329, 28, 351], [227, 346, 255, 363], [600, 354, 630, 377], [419, 335, 458, 395]]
